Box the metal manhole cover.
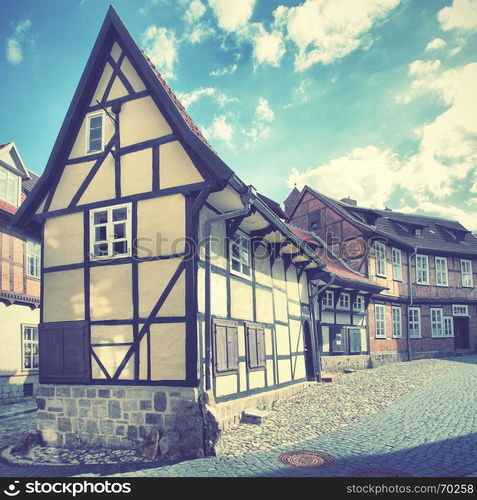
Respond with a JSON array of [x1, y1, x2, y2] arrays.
[[278, 451, 335, 468], [347, 467, 413, 477]]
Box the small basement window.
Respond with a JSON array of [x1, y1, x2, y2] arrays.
[[90, 203, 132, 260]]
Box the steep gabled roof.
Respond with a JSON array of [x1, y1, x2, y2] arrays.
[[13, 6, 237, 228], [296, 186, 477, 257]]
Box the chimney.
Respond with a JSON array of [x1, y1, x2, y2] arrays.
[[340, 196, 357, 207]]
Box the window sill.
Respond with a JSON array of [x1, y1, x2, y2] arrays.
[[230, 269, 252, 280], [90, 253, 131, 262], [375, 274, 387, 279], [375, 336, 387, 339], [416, 282, 430, 286], [213, 369, 239, 378], [246, 365, 266, 373]]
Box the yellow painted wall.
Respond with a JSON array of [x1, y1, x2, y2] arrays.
[[49, 162, 94, 211], [215, 374, 237, 397], [273, 289, 287, 323], [89, 62, 113, 106], [92, 345, 134, 380], [230, 278, 254, 321], [137, 194, 185, 257], [159, 141, 204, 190], [275, 324, 290, 356], [120, 149, 152, 197], [43, 269, 85, 323], [79, 155, 115, 205], [138, 258, 185, 318], [120, 96, 172, 148], [149, 323, 186, 380], [120, 57, 146, 93], [44, 213, 84, 268], [89, 264, 132, 321], [255, 287, 274, 324], [90, 325, 133, 344]]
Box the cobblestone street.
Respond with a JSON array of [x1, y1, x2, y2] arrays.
[[1, 356, 476, 477]]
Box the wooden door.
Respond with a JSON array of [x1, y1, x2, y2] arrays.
[[454, 317, 470, 350]]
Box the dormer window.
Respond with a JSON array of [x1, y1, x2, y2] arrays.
[[86, 111, 104, 153], [415, 228, 422, 236], [0, 167, 20, 206]]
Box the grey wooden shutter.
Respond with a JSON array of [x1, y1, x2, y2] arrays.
[[247, 326, 257, 369], [214, 324, 228, 373], [256, 327, 265, 367], [348, 327, 362, 353], [226, 325, 239, 370], [39, 321, 90, 383]]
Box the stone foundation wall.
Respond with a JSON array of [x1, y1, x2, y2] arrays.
[[36, 385, 205, 460], [215, 381, 312, 430], [370, 351, 409, 367], [0, 374, 38, 405], [320, 355, 371, 373]]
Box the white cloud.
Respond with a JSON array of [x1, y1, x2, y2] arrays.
[[5, 18, 32, 65], [425, 38, 446, 51], [203, 115, 234, 146], [408, 59, 441, 76], [187, 24, 215, 43], [249, 24, 285, 67], [184, 0, 207, 23], [243, 126, 271, 148], [209, 64, 238, 76], [255, 97, 274, 122], [275, 0, 400, 71], [438, 0, 477, 31], [208, 0, 256, 32], [294, 78, 312, 103], [141, 26, 178, 79], [176, 87, 216, 107], [287, 146, 402, 208]]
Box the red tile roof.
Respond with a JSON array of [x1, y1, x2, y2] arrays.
[[0, 199, 18, 215], [287, 224, 378, 287], [142, 53, 214, 152]]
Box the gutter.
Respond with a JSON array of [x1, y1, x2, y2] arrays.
[[203, 187, 254, 391], [407, 246, 418, 361]]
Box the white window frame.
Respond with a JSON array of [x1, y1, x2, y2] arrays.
[[392, 248, 402, 281], [435, 257, 448, 287], [452, 304, 469, 317], [26, 240, 41, 279], [0, 166, 21, 207], [322, 290, 334, 309], [375, 304, 386, 338], [89, 203, 132, 261], [430, 308, 444, 338], [375, 241, 387, 277], [353, 295, 365, 312], [408, 307, 421, 338], [392, 306, 402, 338], [460, 259, 473, 288], [443, 316, 454, 337], [416, 254, 429, 285], [230, 230, 252, 279], [22, 324, 39, 371], [86, 110, 105, 154], [337, 292, 350, 310]]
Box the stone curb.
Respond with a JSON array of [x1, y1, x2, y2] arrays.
[[0, 407, 37, 420]]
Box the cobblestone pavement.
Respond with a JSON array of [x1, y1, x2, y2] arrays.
[[1, 356, 476, 477]]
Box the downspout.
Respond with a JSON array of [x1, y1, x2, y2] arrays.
[[204, 188, 253, 391], [309, 273, 337, 382], [407, 246, 418, 361]]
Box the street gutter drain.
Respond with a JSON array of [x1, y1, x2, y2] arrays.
[[347, 467, 413, 477], [278, 451, 335, 468]]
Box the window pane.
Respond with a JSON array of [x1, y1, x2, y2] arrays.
[[89, 137, 102, 152], [24, 355, 31, 369], [94, 243, 108, 257], [231, 243, 240, 260], [242, 265, 251, 276], [231, 260, 241, 272], [33, 329, 38, 341], [95, 226, 107, 242], [113, 223, 126, 239], [94, 211, 108, 225], [90, 115, 102, 128], [113, 207, 128, 221], [113, 240, 128, 255], [89, 126, 102, 140], [24, 329, 31, 340]]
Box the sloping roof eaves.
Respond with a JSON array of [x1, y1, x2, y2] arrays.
[[12, 6, 236, 228]]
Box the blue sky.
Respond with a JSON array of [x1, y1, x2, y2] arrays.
[[1, 0, 477, 228]]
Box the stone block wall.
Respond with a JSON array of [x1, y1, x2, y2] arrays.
[[370, 351, 409, 367], [36, 385, 205, 460], [0, 374, 38, 405]]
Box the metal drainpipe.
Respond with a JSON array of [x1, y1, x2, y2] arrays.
[[407, 246, 418, 361], [309, 273, 337, 382], [203, 189, 253, 391]]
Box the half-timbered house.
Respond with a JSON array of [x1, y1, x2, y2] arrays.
[[0, 142, 41, 403], [13, 7, 343, 458], [286, 185, 477, 365]]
